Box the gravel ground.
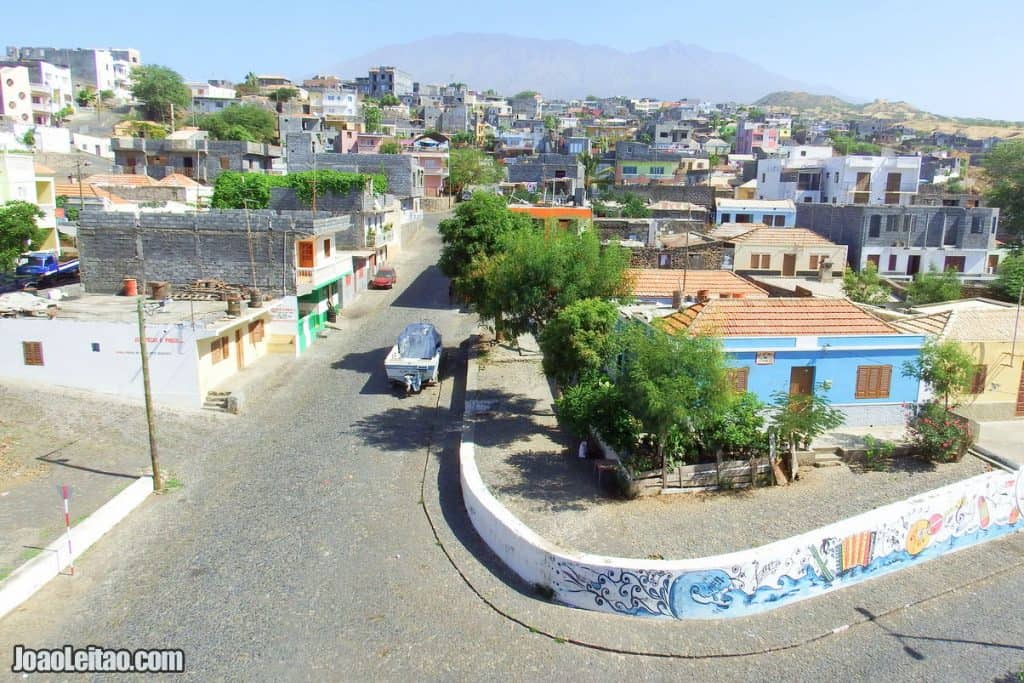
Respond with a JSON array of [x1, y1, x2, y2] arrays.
[[473, 339, 993, 559]]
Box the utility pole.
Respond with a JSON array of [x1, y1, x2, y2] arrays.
[[136, 298, 163, 490]]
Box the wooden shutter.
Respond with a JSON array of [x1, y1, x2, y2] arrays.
[[728, 367, 749, 393], [855, 365, 891, 399], [809, 255, 819, 270], [22, 341, 44, 366], [760, 254, 771, 269], [221, 336, 230, 359], [210, 338, 223, 363], [970, 364, 987, 394], [750, 253, 759, 269]]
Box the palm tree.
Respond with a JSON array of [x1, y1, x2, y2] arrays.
[[578, 152, 612, 197]]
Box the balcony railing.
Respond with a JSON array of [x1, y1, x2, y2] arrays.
[[295, 259, 351, 294]]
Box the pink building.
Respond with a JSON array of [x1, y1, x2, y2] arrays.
[[405, 133, 449, 197], [734, 119, 780, 155]]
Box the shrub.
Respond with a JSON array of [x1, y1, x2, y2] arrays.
[[907, 401, 973, 463], [863, 435, 895, 471]]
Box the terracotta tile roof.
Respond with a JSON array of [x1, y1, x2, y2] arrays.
[[628, 269, 769, 299], [54, 182, 129, 204], [890, 312, 952, 336], [710, 224, 766, 240], [33, 163, 56, 176], [84, 173, 157, 186], [659, 298, 897, 337], [726, 227, 838, 247], [158, 173, 201, 187]]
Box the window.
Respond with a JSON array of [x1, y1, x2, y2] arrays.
[[91, 342, 101, 352], [969, 364, 988, 394], [728, 367, 749, 393], [736, 213, 753, 223], [971, 216, 983, 234], [211, 336, 230, 363], [797, 172, 820, 191], [809, 255, 820, 270], [248, 320, 265, 343], [868, 215, 881, 238], [219, 156, 230, 170], [323, 238, 331, 257], [721, 213, 731, 223], [903, 215, 913, 231], [621, 165, 637, 175], [761, 173, 766, 183], [834, 171, 839, 183], [888, 254, 897, 271], [855, 365, 892, 399], [649, 166, 665, 175], [22, 341, 44, 366], [774, 214, 786, 226], [750, 254, 771, 269]]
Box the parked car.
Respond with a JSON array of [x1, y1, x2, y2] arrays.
[[371, 266, 397, 289]]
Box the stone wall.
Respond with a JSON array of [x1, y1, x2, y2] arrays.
[[269, 185, 372, 214], [614, 184, 716, 212], [628, 244, 724, 270], [78, 210, 354, 296], [294, 153, 424, 198]]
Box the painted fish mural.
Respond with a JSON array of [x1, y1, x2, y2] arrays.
[[552, 469, 1024, 619]]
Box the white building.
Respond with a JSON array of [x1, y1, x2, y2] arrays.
[[6, 47, 140, 102], [715, 198, 796, 227], [187, 81, 236, 100], [0, 65, 32, 124], [757, 153, 921, 206], [309, 87, 360, 118]]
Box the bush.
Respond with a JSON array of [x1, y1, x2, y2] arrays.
[[907, 401, 973, 463], [553, 377, 641, 457], [863, 435, 894, 471]]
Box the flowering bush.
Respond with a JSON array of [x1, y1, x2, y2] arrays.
[[907, 401, 973, 463]]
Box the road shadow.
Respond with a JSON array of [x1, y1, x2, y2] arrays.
[[35, 456, 139, 480], [330, 347, 393, 396], [390, 264, 455, 311]]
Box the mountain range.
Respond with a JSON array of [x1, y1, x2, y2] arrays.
[[331, 33, 847, 103]]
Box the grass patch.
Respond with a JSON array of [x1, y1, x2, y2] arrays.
[[159, 475, 183, 493], [20, 547, 42, 561], [0, 568, 10, 581]]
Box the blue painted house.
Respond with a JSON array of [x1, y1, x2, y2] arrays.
[[659, 298, 925, 426]]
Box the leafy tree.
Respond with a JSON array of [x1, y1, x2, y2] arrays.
[[769, 387, 844, 479], [906, 266, 962, 305], [984, 140, 1024, 240], [447, 148, 502, 196], [471, 228, 631, 338], [0, 201, 47, 271], [268, 87, 299, 103], [52, 106, 73, 125], [379, 141, 400, 154], [98, 89, 115, 104], [198, 104, 277, 143], [995, 254, 1024, 300], [538, 298, 621, 387], [75, 89, 95, 107], [438, 192, 532, 284], [621, 193, 650, 218], [902, 339, 975, 409], [130, 64, 191, 122], [578, 152, 612, 194], [826, 132, 881, 155], [363, 105, 382, 134], [209, 172, 272, 209], [708, 153, 720, 167], [543, 114, 558, 132], [842, 262, 891, 304], [377, 93, 401, 106], [20, 129, 35, 148], [699, 392, 769, 460], [554, 374, 641, 457], [512, 91, 538, 100], [236, 72, 261, 96], [449, 131, 475, 148], [616, 326, 732, 490]]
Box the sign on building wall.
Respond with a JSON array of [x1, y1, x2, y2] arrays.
[[269, 296, 298, 322], [756, 351, 775, 365]]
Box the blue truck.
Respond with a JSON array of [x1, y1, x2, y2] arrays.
[[15, 251, 80, 282]]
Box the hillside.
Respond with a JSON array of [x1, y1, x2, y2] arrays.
[[330, 34, 844, 103], [754, 91, 854, 111]]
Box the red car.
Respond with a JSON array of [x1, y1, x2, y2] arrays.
[[370, 265, 397, 289]]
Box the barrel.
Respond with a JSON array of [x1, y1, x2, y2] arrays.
[[149, 281, 169, 300], [122, 278, 138, 296], [226, 296, 242, 317]]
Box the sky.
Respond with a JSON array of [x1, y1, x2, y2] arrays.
[[3, 0, 1022, 120]]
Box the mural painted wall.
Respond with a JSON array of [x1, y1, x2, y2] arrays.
[[462, 427, 1024, 620]]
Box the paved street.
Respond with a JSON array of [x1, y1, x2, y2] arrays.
[[1, 214, 1023, 681]]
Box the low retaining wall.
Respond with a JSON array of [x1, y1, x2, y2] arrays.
[[461, 392, 1024, 620], [0, 476, 154, 620]]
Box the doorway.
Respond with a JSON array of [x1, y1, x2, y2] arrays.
[[235, 329, 244, 370], [906, 254, 921, 276], [790, 366, 815, 396], [782, 253, 797, 276]]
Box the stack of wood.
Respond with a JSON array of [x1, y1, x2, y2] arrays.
[[170, 279, 247, 301]]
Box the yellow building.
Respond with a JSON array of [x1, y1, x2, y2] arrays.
[[894, 304, 1024, 421]]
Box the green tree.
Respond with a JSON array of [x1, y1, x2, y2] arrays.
[[198, 104, 277, 143], [902, 338, 975, 409], [75, 89, 95, 107], [843, 262, 891, 304], [617, 326, 732, 490], [438, 192, 533, 285], [363, 105, 382, 134], [471, 229, 631, 338], [906, 266, 962, 305], [449, 131, 476, 148], [130, 64, 191, 122], [513, 90, 538, 100], [98, 89, 115, 104], [236, 72, 260, 96], [268, 87, 299, 103], [0, 201, 47, 271], [984, 140, 1024, 240], [20, 129, 35, 148], [538, 298, 621, 387], [621, 193, 650, 218], [379, 141, 401, 154], [209, 172, 271, 209], [377, 93, 401, 106], [447, 148, 502, 197], [578, 152, 612, 194], [995, 254, 1024, 300], [769, 387, 844, 480], [543, 114, 558, 132], [699, 392, 769, 460], [52, 106, 73, 125]]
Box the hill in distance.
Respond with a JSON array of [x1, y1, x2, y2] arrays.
[[331, 33, 845, 103]]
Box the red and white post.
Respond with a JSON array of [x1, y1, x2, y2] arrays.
[[61, 485, 74, 576]]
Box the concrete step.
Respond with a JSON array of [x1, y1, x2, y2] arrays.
[[203, 391, 232, 414]]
